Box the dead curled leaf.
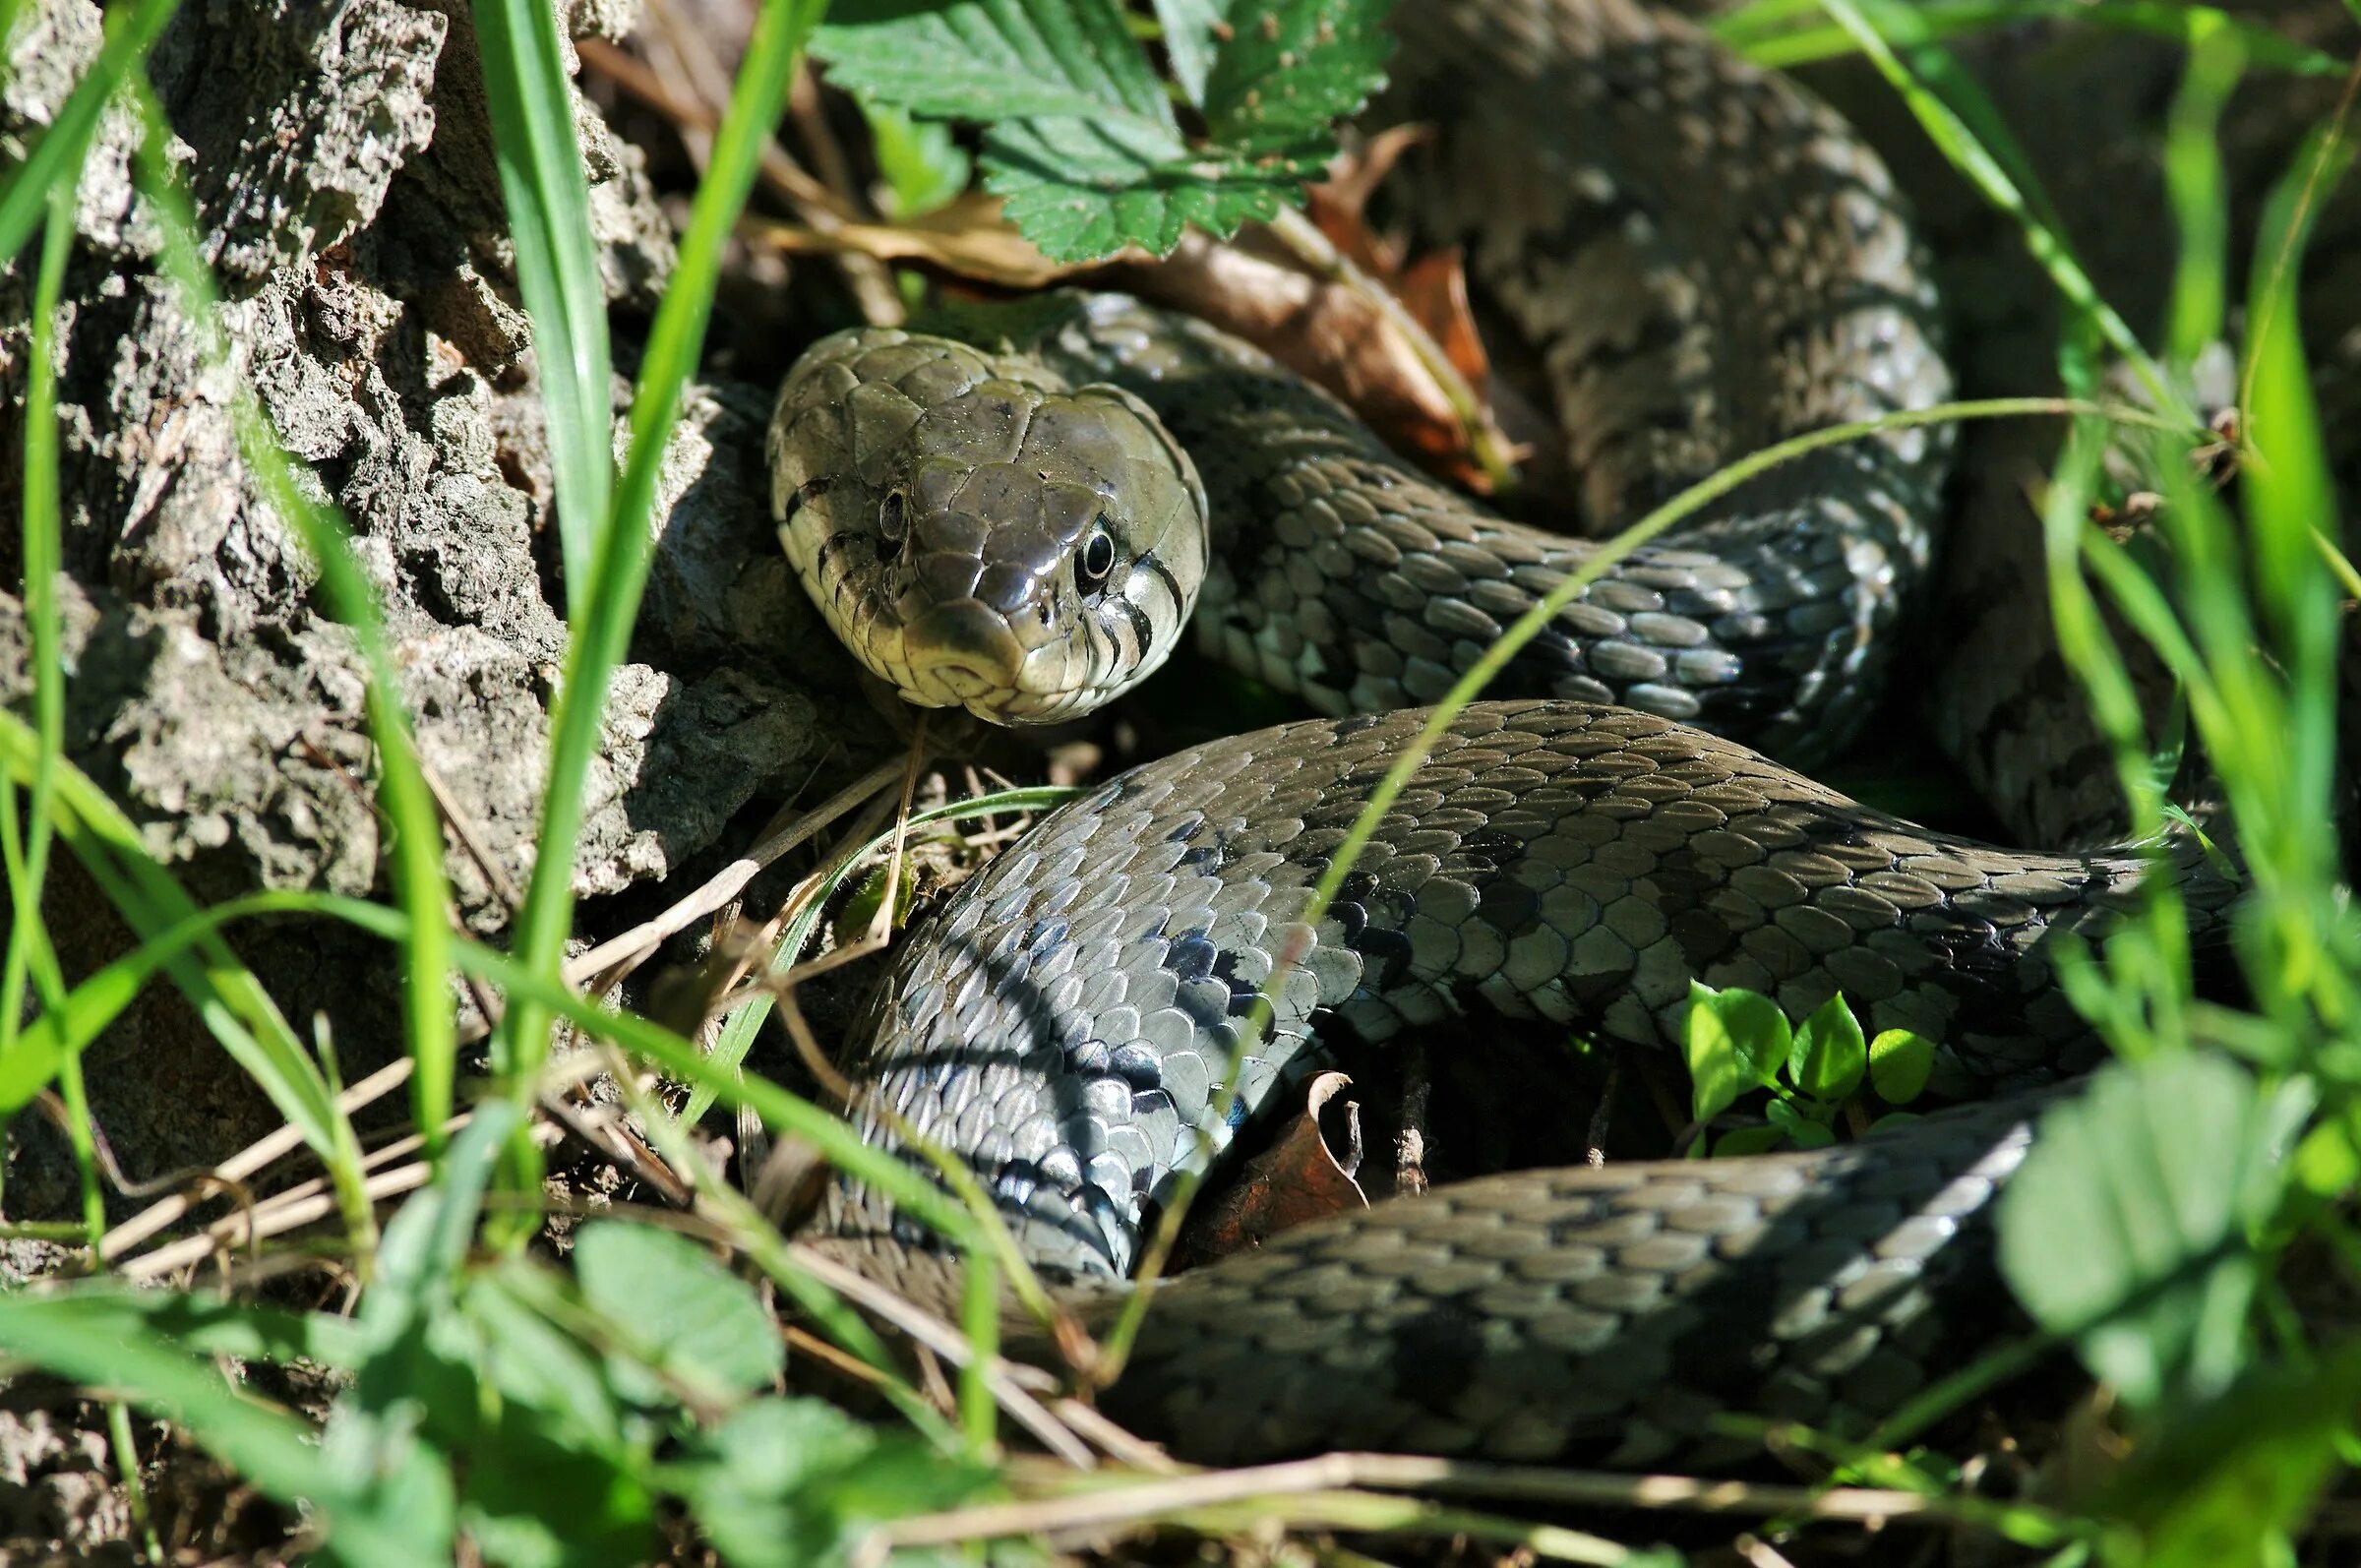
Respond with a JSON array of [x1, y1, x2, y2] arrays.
[[1106, 227, 1515, 491], [747, 194, 1132, 290], [1179, 1071, 1367, 1265]]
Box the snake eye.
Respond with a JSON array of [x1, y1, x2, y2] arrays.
[[1077, 522, 1118, 595]]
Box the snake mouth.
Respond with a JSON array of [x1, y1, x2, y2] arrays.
[[899, 602, 1030, 718]]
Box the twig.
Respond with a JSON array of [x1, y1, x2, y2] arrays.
[[1585, 1045, 1622, 1169], [870, 1451, 1966, 1556], [569, 753, 907, 982], [98, 1056, 418, 1261], [1392, 1040, 1428, 1197], [768, 719, 931, 1105]]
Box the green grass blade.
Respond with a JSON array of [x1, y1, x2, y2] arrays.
[[219, 888, 987, 1249], [2161, 21, 2247, 361], [129, 89, 458, 1158], [2041, 424, 2191, 1055], [1714, 0, 2344, 78], [469, 0, 616, 596], [1810, 0, 2185, 419], [0, 1292, 347, 1503], [2, 181, 79, 1062], [0, 710, 375, 1244], [496, 0, 831, 1152], [684, 786, 1078, 1123], [2224, 122, 2355, 1029], [0, 889, 349, 1112], [0, 0, 180, 263], [34, 1289, 378, 1369]]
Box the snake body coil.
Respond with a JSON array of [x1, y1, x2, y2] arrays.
[[776, 0, 2234, 1464]]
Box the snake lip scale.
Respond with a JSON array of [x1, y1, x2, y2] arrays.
[[771, 0, 2239, 1467]]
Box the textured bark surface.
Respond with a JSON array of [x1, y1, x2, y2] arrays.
[[0, 0, 875, 1225]]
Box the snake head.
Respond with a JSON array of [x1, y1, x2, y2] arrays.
[[771, 329, 1209, 725]]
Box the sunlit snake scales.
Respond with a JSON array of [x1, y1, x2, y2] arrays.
[[773, 0, 2240, 1465]]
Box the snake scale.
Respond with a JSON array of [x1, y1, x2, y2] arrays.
[[770, 0, 2242, 1466]]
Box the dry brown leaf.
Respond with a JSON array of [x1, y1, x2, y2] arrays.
[[747, 196, 1133, 290], [1112, 231, 1508, 488], [1306, 120, 1431, 271], [1180, 1071, 1367, 1264]]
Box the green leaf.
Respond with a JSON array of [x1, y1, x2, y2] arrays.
[[462, 1270, 628, 1451], [454, 1417, 657, 1568], [1764, 1096, 1837, 1150], [2096, 1346, 2361, 1568], [1788, 992, 1867, 1103], [981, 115, 1286, 260], [1713, 1124, 1788, 1158], [1867, 1028, 1936, 1104], [1682, 982, 1789, 1124], [1152, 0, 1232, 104], [1201, 0, 1392, 157], [42, 1289, 375, 1371], [819, 0, 1388, 260], [679, 1399, 991, 1568], [863, 102, 974, 217], [574, 1221, 785, 1404], [1996, 1055, 2289, 1409], [817, 0, 1178, 130], [0, 1291, 454, 1568]]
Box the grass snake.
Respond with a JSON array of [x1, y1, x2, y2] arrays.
[[771, 0, 2239, 1467]]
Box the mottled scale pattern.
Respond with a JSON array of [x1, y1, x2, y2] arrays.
[[821, 705, 2236, 1357], [794, 0, 2239, 1469], [1095, 1098, 2034, 1467]]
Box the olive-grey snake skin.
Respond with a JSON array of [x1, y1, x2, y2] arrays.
[[771, 0, 2240, 1466]]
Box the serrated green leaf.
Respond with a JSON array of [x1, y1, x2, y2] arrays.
[[817, 0, 1177, 131], [1201, 0, 1392, 157], [984, 116, 1299, 260], [1789, 992, 1866, 1102], [575, 1221, 784, 1403], [1997, 1055, 2289, 1409], [1152, 0, 1232, 103], [821, 0, 1388, 260], [1682, 982, 1790, 1124], [1868, 1028, 1935, 1104]]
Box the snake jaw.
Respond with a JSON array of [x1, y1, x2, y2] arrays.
[[894, 601, 1030, 716]]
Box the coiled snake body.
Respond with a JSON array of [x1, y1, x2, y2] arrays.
[[773, 0, 2237, 1465]]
